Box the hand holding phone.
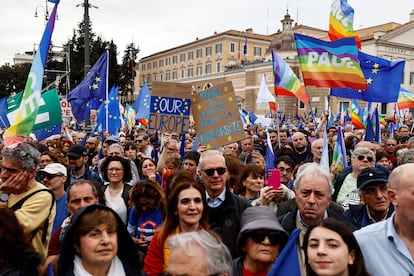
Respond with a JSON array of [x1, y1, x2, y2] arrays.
[[268, 169, 281, 190]]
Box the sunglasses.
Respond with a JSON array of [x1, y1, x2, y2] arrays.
[[39, 173, 64, 180], [357, 155, 374, 162], [248, 230, 285, 245], [202, 167, 226, 176]]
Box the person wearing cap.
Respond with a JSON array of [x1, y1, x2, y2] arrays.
[[233, 206, 288, 276], [333, 147, 376, 209], [355, 163, 414, 275], [343, 167, 393, 230], [65, 144, 102, 189], [38, 163, 68, 234]]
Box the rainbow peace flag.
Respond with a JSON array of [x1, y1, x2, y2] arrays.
[[271, 50, 309, 104], [4, 2, 59, 146], [329, 0, 361, 48], [351, 99, 365, 129], [398, 87, 414, 110], [294, 33, 367, 90]]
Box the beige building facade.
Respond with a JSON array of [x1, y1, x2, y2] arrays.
[[136, 10, 414, 119]]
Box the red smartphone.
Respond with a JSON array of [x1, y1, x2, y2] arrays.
[[268, 169, 281, 190]]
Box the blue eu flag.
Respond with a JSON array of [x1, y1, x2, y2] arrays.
[[68, 51, 108, 122], [331, 51, 405, 103]]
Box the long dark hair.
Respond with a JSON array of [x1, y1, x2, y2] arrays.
[[129, 179, 166, 218], [303, 218, 370, 276], [157, 181, 208, 244]]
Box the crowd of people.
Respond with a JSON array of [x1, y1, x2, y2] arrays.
[[0, 119, 414, 275]]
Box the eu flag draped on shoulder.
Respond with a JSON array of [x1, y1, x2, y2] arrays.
[[330, 52, 405, 102], [3, 0, 59, 146], [68, 51, 108, 122]]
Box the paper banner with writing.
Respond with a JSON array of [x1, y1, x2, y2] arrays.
[[148, 82, 192, 133], [191, 81, 245, 149]]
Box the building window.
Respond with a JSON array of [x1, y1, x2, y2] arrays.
[[147, 76, 151, 84], [205, 63, 211, 74], [180, 53, 185, 63], [381, 103, 387, 114], [153, 74, 157, 81], [172, 71, 177, 80], [159, 59, 164, 67], [410, 72, 414, 85], [196, 64, 202, 76], [166, 57, 171, 66], [254, 47, 262, 56], [166, 72, 171, 81], [141, 64, 145, 71], [153, 61, 157, 69], [196, 49, 202, 58], [188, 67, 193, 77], [172, 56, 177, 64], [147, 63, 151, 70], [206, 46, 212, 56], [230, 42, 236, 53], [216, 62, 221, 73], [215, 43, 222, 54], [188, 51, 193, 60], [160, 73, 163, 81], [181, 69, 185, 78]]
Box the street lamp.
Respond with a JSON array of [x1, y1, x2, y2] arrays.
[[76, 0, 98, 77]]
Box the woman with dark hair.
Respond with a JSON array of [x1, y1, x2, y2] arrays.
[[128, 179, 166, 254], [139, 157, 161, 184], [0, 208, 42, 275], [223, 154, 244, 193], [100, 155, 133, 224], [144, 181, 210, 276], [303, 218, 370, 276], [58, 205, 145, 276], [124, 142, 142, 174], [235, 164, 265, 202]]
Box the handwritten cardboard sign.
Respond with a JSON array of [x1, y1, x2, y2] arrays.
[[148, 82, 193, 133], [191, 82, 245, 149]]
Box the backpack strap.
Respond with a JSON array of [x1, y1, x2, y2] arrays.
[[11, 188, 55, 244]]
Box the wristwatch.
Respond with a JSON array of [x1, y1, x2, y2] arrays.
[[0, 193, 8, 202]]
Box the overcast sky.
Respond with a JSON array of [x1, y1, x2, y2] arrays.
[[0, 0, 412, 65]]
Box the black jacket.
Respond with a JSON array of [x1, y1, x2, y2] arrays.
[[64, 165, 103, 190], [58, 205, 145, 276], [278, 202, 345, 234], [207, 189, 251, 258], [342, 203, 394, 231]]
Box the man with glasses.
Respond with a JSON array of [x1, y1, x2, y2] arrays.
[[343, 167, 393, 230], [38, 163, 68, 234], [0, 142, 56, 262], [333, 147, 376, 209], [257, 156, 295, 213], [198, 150, 251, 258], [135, 133, 153, 158]]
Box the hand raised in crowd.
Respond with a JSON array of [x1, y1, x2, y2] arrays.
[[261, 186, 286, 206], [0, 170, 30, 195]]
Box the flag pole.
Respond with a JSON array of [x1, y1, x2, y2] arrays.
[[105, 49, 109, 132]]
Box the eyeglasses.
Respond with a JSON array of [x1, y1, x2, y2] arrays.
[[357, 155, 374, 162], [107, 168, 123, 172], [386, 144, 396, 146], [363, 184, 388, 196], [202, 167, 226, 176], [248, 230, 285, 245], [277, 167, 292, 173]]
